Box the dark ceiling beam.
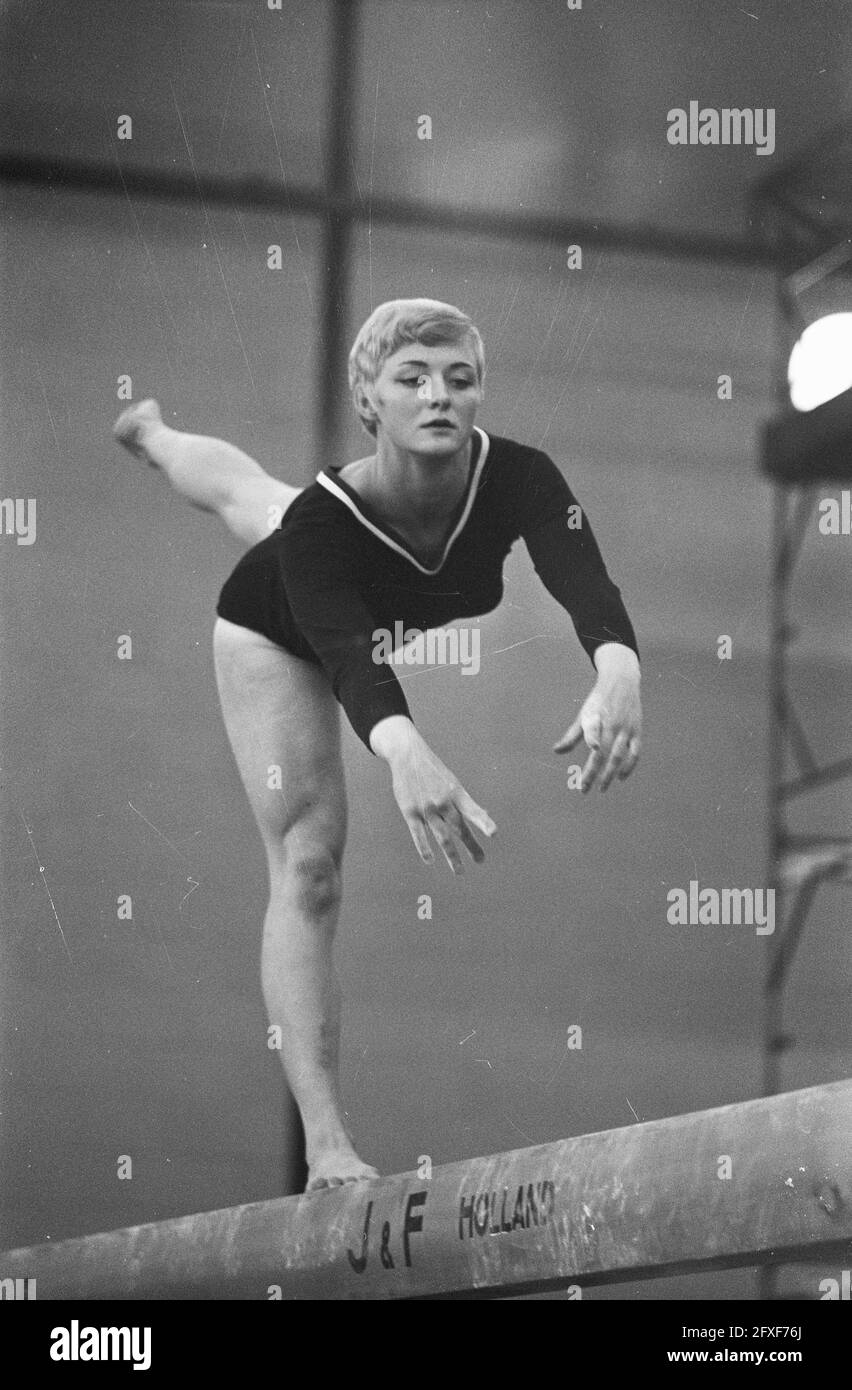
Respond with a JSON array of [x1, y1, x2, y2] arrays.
[[0, 149, 778, 270]]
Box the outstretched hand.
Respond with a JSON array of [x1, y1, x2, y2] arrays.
[[553, 648, 641, 792], [378, 722, 497, 874]]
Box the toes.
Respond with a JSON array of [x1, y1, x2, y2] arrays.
[[306, 1160, 380, 1192], [307, 1173, 375, 1190]]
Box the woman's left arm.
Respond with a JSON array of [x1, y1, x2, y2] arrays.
[[516, 448, 642, 791], [552, 641, 642, 791]]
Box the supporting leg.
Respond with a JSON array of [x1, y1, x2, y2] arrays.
[[261, 851, 369, 1190], [213, 617, 379, 1192]]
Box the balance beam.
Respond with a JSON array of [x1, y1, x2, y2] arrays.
[[2, 1081, 850, 1300]]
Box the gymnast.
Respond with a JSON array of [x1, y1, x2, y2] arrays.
[[113, 298, 642, 1193]]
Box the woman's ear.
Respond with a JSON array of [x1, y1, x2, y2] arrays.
[[354, 382, 378, 430]]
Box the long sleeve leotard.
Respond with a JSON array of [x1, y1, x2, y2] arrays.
[[216, 427, 639, 751]]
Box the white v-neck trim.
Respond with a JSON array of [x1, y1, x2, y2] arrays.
[[316, 426, 491, 575]]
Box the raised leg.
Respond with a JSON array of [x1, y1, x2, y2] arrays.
[[213, 616, 379, 1193], [114, 399, 302, 546]]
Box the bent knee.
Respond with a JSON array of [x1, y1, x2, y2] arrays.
[[221, 480, 303, 547], [276, 844, 343, 916]]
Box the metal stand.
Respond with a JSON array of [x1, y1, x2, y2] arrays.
[[753, 120, 852, 1299]]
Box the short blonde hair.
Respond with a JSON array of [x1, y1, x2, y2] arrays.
[[347, 298, 485, 437]]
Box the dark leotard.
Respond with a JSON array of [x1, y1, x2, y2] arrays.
[[216, 427, 639, 752]]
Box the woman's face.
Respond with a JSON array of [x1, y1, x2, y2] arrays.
[[365, 339, 483, 456]]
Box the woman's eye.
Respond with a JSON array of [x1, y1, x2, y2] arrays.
[[399, 376, 473, 388]]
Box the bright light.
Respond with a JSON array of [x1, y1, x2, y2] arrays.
[[788, 312, 852, 411]]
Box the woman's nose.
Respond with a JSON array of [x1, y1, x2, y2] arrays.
[[430, 379, 451, 405]]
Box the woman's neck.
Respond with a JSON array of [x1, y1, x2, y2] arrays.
[[368, 432, 474, 527]]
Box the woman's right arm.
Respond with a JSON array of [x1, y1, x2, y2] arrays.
[[278, 524, 413, 751], [370, 715, 497, 874], [279, 527, 496, 871]]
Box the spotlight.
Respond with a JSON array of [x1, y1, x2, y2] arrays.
[[763, 312, 852, 481], [787, 312, 852, 411]]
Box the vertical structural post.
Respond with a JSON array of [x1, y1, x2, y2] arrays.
[[762, 226, 800, 1106], [760, 236, 794, 1301], [763, 483, 787, 1102], [315, 0, 359, 473]]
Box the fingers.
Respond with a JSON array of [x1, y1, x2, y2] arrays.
[[598, 730, 629, 791], [580, 746, 604, 791], [554, 690, 643, 792], [552, 715, 583, 753], [455, 790, 497, 841], [452, 814, 486, 864], [426, 811, 466, 875], [582, 728, 641, 791], [408, 792, 497, 876], [574, 707, 645, 792], [578, 712, 604, 791], [407, 819, 435, 866], [618, 735, 641, 780]]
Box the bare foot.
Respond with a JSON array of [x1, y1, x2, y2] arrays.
[[305, 1148, 380, 1194], [113, 399, 164, 465]]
